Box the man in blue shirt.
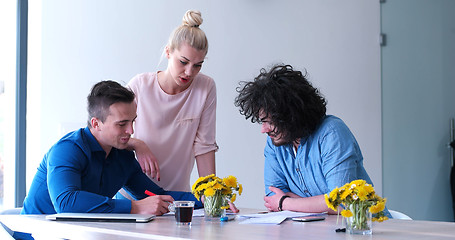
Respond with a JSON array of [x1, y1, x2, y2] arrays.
[[22, 80, 202, 215], [234, 64, 382, 214]]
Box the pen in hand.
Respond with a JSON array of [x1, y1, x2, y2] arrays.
[[145, 190, 156, 196], [145, 190, 173, 210]]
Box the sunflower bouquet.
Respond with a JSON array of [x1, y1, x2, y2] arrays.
[[192, 174, 243, 218], [324, 179, 388, 234]]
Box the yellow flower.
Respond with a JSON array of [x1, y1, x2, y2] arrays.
[[191, 174, 243, 207], [351, 179, 366, 187], [341, 209, 353, 218], [192, 174, 215, 191], [373, 216, 388, 222], [364, 184, 375, 195], [212, 182, 225, 190], [207, 180, 217, 188], [329, 188, 338, 201], [230, 193, 237, 203], [371, 200, 386, 214], [357, 186, 369, 201], [325, 194, 337, 211], [339, 188, 352, 201], [326, 179, 388, 224], [221, 206, 229, 210], [204, 187, 216, 197], [193, 192, 200, 201], [195, 183, 208, 194], [221, 188, 232, 195], [223, 176, 238, 188]]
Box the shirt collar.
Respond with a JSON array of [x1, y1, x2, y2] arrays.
[[83, 126, 104, 152]]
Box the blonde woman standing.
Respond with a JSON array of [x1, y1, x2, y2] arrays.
[[126, 10, 217, 192]]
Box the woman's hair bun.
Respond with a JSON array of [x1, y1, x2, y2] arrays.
[[182, 10, 203, 28]]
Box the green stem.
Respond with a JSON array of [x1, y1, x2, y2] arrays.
[[348, 202, 371, 231], [204, 193, 225, 217]]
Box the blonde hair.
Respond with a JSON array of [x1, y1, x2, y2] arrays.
[[167, 10, 208, 55]]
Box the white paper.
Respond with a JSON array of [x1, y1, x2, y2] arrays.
[[238, 211, 324, 225], [163, 208, 205, 217]]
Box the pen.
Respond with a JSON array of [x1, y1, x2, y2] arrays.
[[145, 190, 173, 205], [145, 190, 156, 196]]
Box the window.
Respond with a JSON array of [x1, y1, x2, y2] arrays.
[[0, 0, 18, 210]]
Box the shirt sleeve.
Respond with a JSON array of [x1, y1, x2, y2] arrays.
[[263, 137, 291, 196], [123, 160, 203, 209], [320, 121, 364, 192], [47, 141, 131, 213], [127, 74, 142, 104], [193, 78, 218, 156]]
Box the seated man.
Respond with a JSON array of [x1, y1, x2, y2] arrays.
[[234, 64, 388, 214], [22, 80, 202, 215]]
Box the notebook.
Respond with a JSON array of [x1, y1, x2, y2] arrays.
[[45, 213, 155, 223]]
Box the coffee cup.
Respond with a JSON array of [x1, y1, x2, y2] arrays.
[[168, 201, 195, 225]]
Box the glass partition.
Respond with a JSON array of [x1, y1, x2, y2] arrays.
[[0, 0, 18, 211]]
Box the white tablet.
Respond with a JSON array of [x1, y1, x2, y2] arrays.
[[45, 213, 155, 223]]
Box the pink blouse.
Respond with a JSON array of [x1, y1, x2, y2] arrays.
[[128, 72, 218, 191]]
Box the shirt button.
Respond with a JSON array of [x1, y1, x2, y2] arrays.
[[296, 168, 300, 172]]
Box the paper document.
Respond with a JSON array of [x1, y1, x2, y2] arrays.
[[238, 211, 324, 225], [164, 208, 205, 217]]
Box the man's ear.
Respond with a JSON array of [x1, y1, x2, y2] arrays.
[[90, 117, 101, 130]]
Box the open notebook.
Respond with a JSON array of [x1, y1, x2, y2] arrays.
[[45, 213, 155, 223]]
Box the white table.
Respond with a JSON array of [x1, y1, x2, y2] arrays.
[[1, 209, 455, 239]]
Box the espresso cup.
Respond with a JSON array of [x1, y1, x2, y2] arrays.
[[168, 201, 195, 225]]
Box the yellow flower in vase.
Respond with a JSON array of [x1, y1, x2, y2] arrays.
[[192, 174, 243, 220], [230, 193, 237, 203], [324, 179, 388, 235], [223, 176, 237, 188], [204, 187, 216, 197], [341, 209, 353, 218]]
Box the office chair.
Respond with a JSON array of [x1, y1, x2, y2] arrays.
[[389, 210, 412, 220]]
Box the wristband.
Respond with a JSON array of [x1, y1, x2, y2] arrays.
[[278, 195, 290, 211]]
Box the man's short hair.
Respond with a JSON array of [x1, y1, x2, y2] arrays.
[[87, 80, 135, 127]]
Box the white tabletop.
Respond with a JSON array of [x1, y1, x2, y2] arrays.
[[1, 209, 455, 240]]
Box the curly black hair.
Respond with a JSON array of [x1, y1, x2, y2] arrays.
[[234, 64, 327, 144]]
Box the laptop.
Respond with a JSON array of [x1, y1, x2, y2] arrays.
[[45, 213, 155, 223]]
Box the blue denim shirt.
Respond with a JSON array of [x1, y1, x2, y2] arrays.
[[264, 115, 374, 197]]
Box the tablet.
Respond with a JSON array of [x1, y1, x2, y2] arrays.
[[45, 213, 155, 223]]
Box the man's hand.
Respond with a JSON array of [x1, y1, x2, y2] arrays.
[[263, 186, 287, 212], [131, 195, 174, 215], [129, 138, 160, 180]]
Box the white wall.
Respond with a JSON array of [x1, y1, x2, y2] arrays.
[[28, 0, 381, 209]]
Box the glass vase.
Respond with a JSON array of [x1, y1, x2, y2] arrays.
[[203, 193, 226, 221], [345, 203, 372, 235]]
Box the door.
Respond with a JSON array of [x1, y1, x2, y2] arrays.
[[382, 0, 455, 221]]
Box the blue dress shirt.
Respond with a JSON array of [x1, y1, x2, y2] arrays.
[[22, 127, 201, 214], [264, 115, 374, 197]]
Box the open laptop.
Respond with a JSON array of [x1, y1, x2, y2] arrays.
[[45, 213, 155, 223]]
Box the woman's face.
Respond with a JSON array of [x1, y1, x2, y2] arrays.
[[166, 42, 206, 89]]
